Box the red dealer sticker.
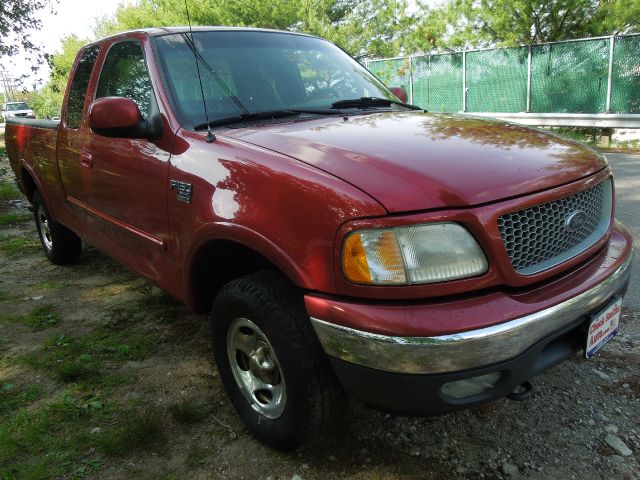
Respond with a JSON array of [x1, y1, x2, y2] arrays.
[[586, 298, 622, 359]]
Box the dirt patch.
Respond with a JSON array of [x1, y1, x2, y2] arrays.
[[0, 150, 639, 479]]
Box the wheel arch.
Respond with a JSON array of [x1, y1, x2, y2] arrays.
[[19, 165, 38, 203], [185, 226, 313, 313]]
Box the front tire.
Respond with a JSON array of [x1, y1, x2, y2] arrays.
[[211, 271, 345, 450], [33, 191, 81, 265]]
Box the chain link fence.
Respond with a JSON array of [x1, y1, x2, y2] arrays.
[[366, 34, 640, 114]]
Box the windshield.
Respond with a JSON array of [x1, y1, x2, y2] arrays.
[[5, 102, 29, 111], [152, 31, 397, 128]]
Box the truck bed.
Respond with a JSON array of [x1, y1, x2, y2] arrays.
[[6, 117, 59, 129], [5, 118, 63, 218]]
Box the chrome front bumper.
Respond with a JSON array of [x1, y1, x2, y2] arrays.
[[311, 252, 633, 375]]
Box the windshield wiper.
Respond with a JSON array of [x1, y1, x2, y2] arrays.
[[330, 97, 422, 111], [193, 109, 342, 131]]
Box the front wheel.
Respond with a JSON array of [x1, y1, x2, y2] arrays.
[[211, 271, 346, 450], [33, 191, 81, 265]]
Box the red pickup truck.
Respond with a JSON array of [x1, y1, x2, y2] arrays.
[[6, 27, 633, 450]]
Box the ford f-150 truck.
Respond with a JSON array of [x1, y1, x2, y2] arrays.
[[6, 27, 633, 451]]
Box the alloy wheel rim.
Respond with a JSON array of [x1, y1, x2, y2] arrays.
[[37, 205, 53, 251], [227, 317, 286, 419]]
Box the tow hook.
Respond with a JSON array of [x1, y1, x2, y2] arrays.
[[507, 381, 534, 401]]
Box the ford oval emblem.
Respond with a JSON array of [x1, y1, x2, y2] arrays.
[[565, 210, 588, 232]]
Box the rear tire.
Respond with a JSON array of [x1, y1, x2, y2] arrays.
[[211, 271, 346, 451], [33, 191, 81, 265]]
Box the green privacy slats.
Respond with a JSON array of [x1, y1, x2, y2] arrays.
[[530, 39, 609, 113], [412, 53, 464, 112], [368, 58, 412, 97], [611, 35, 640, 113], [367, 34, 640, 114], [466, 48, 528, 112]]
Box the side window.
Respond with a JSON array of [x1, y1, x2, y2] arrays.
[[65, 46, 99, 129], [96, 41, 153, 118]]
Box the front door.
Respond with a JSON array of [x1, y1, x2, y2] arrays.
[[75, 39, 172, 282]]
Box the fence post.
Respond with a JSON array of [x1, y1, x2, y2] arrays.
[[462, 49, 467, 112], [408, 56, 414, 104], [605, 34, 615, 113], [526, 45, 532, 112]]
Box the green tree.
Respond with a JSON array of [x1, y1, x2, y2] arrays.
[[599, 0, 640, 33], [25, 34, 88, 118], [411, 0, 640, 51], [30, 84, 61, 118], [92, 0, 419, 58], [48, 34, 89, 94], [1, 1, 57, 73]]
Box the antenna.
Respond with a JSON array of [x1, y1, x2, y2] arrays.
[[184, 0, 215, 143]]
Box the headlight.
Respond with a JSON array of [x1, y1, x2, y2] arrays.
[[342, 223, 488, 285]]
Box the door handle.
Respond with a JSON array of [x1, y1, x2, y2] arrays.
[[79, 152, 93, 169]]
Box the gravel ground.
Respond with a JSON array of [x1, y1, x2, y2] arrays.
[[0, 147, 638, 480]]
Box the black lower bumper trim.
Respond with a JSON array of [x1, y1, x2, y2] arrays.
[[329, 286, 629, 416]]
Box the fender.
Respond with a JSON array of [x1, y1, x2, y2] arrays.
[[19, 161, 58, 219], [183, 221, 313, 310]]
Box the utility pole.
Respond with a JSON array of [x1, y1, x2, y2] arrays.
[[0, 70, 19, 102]]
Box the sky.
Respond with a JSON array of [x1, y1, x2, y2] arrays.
[[1, 0, 128, 87]]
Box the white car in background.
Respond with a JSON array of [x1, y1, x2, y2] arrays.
[[1, 102, 36, 122]]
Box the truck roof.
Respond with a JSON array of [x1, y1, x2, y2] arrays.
[[91, 26, 316, 45]]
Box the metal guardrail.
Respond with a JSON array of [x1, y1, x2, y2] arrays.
[[468, 113, 640, 128], [366, 34, 640, 127]]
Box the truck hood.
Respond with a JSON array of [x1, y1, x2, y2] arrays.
[[223, 111, 607, 212]]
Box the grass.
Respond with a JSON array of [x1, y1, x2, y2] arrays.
[[0, 290, 17, 303], [609, 139, 640, 150], [22, 328, 157, 385], [0, 181, 19, 200], [169, 400, 208, 424], [0, 304, 60, 330], [96, 409, 163, 455], [0, 383, 42, 416], [0, 390, 100, 478], [0, 386, 161, 478], [35, 280, 69, 290], [545, 126, 599, 145], [0, 235, 40, 256], [185, 447, 209, 468], [0, 307, 167, 477], [0, 212, 31, 226]]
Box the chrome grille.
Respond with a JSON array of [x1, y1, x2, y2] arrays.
[[498, 178, 612, 275]]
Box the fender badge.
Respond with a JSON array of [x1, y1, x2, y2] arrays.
[[170, 180, 192, 203]]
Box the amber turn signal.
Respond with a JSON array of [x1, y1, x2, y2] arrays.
[[342, 230, 406, 285], [342, 233, 372, 284]]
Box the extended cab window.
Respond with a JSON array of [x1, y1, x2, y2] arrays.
[[65, 46, 99, 129], [96, 41, 153, 118]]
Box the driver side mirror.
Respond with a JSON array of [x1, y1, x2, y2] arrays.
[[88, 97, 162, 139], [390, 87, 408, 103]]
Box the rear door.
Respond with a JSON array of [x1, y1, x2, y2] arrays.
[[57, 44, 100, 206]]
